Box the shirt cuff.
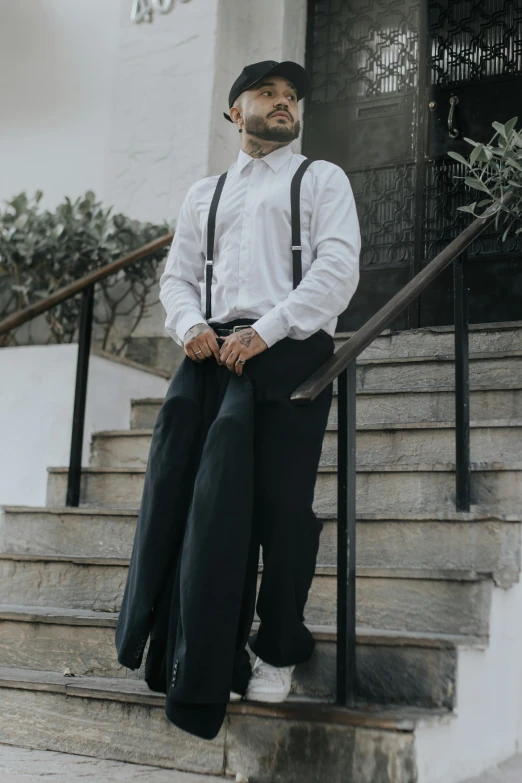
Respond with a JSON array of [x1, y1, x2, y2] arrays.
[[173, 311, 208, 346], [251, 309, 289, 348]]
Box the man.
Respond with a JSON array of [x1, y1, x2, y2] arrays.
[[116, 60, 360, 739], [159, 59, 360, 697]]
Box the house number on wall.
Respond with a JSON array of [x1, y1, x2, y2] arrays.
[[131, 0, 191, 24]]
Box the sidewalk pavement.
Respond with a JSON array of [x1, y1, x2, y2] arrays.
[[461, 753, 522, 783], [1, 742, 521, 782], [0, 744, 242, 782]]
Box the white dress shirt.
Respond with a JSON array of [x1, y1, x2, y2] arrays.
[[159, 143, 361, 348]]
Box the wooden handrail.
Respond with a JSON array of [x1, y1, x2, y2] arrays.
[[290, 192, 514, 403], [0, 232, 174, 336]]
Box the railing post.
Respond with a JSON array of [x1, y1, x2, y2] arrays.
[[454, 249, 471, 511], [66, 285, 95, 507], [336, 361, 357, 706]]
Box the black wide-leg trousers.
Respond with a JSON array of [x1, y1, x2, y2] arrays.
[[135, 318, 335, 737], [200, 318, 335, 671]]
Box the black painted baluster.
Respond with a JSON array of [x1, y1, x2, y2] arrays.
[[454, 250, 471, 511], [336, 361, 357, 705], [66, 285, 94, 507]]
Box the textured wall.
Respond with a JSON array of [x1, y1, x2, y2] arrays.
[[105, 0, 220, 222], [0, 345, 167, 506], [0, 0, 120, 210], [0, 0, 220, 221]]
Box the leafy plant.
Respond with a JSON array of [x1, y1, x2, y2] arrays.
[[0, 191, 173, 350], [447, 116, 522, 242]]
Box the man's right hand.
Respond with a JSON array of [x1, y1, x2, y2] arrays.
[[183, 322, 222, 364]]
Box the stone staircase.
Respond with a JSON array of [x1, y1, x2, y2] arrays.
[[1, 321, 521, 783]]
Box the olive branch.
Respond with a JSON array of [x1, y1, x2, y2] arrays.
[[448, 116, 522, 241]]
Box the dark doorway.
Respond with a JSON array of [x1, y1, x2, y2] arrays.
[[303, 0, 522, 331]]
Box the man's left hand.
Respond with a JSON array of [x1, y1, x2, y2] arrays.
[[218, 327, 267, 375]]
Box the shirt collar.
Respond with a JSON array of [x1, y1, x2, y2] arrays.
[[236, 143, 294, 174]]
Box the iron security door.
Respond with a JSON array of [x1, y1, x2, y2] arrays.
[[304, 0, 425, 331], [304, 0, 522, 331], [421, 0, 522, 326]]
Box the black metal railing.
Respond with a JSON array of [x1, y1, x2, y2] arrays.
[[0, 233, 174, 506], [289, 192, 513, 709]]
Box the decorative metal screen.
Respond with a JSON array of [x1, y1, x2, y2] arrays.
[[305, 0, 522, 328], [350, 165, 417, 268], [428, 0, 522, 86], [306, 0, 420, 275], [309, 0, 420, 102], [426, 0, 522, 265]]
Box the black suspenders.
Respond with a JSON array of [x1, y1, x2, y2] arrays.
[[205, 172, 228, 322], [204, 157, 314, 321]]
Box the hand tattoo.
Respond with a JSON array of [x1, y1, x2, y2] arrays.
[[236, 328, 256, 347], [184, 322, 209, 343]]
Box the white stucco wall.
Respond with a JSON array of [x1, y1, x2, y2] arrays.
[[105, 0, 220, 222], [0, 345, 168, 507], [416, 561, 522, 782], [0, 0, 220, 222], [0, 0, 121, 211]]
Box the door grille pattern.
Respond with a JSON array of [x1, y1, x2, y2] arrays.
[[305, 0, 522, 327], [308, 0, 420, 102], [429, 0, 522, 86], [350, 165, 416, 268]]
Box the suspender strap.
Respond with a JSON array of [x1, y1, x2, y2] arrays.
[[290, 158, 314, 288], [205, 171, 227, 320], [204, 157, 314, 321]]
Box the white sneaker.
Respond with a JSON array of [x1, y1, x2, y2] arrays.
[[244, 656, 295, 703]]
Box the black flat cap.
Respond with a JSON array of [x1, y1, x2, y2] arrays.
[[223, 60, 311, 123]]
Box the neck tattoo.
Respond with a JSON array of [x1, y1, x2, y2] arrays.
[[247, 140, 269, 158]]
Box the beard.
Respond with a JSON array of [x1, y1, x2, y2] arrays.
[[243, 112, 301, 142]]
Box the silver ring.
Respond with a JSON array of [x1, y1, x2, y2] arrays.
[[195, 350, 202, 355], [237, 358, 246, 364]]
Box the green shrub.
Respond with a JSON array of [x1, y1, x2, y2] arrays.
[[0, 190, 172, 350]]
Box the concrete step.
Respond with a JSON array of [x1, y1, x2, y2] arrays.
[[334, 321, 522, 360], [128, 321, 522, 375], [2, 506, 519, 588], [0, 604, 482, 709], [0, 554, 493, 635], [0, 665, 446, 782], [90, 420, 522, 469], [132, 384, 522, 429], [45, 461, 522, 516], [129, 352, 522, 425], [353, 351, 522, 394]]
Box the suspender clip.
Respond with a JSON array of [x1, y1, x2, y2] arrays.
[[292, 245, 302, 251]]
